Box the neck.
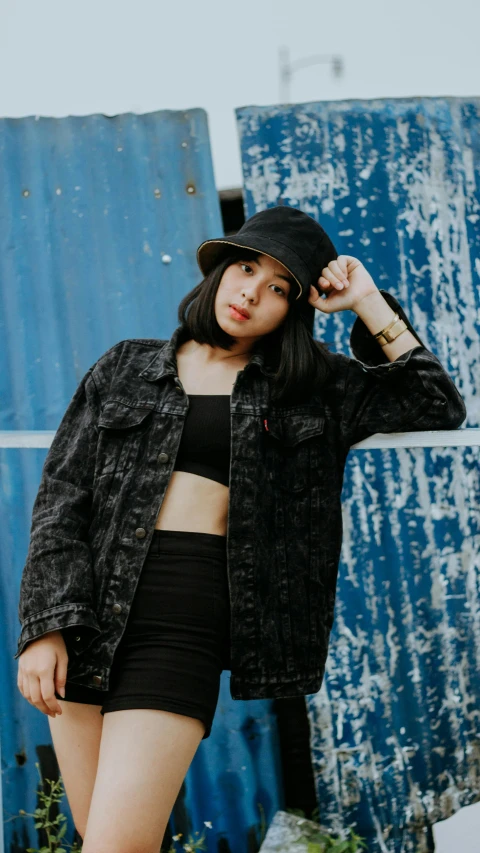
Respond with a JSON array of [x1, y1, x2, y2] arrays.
[[185, 338, 255, 365]]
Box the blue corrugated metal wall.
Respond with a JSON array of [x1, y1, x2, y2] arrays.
[[0, 110, 283, 853], [236, 97, 480, 853]]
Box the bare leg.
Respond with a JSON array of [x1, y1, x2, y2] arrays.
[[81, 708, 206, 853], [48, 701, 103, 840]]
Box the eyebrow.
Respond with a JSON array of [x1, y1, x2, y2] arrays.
[[253, 255, 292, 286]]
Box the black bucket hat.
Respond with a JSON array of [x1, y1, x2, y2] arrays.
[[196, 205, 338, 302]]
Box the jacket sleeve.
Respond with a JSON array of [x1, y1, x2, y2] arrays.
[[339, 289, 467, 448], [14, 362, 104, 660]]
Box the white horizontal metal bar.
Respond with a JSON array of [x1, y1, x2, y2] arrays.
[[350, 428, 480, 449], [0, 431, 56, 448], [0, 429, 479, 450]]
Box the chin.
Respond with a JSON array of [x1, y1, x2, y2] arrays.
[[217, 312, 249, 334]]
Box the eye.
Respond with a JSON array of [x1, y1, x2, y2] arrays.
[[239, 263, 286, 297]]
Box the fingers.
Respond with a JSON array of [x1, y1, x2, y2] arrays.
[[19, 668, 63, 717], [54, 656, 68, 702], [331, 258, 349, 281], [29, 672, 62, 717], [16, 634, 68, 718], [27, 674, 46, 715], [336, 256, 350, 278], [318, 270, 348, 290], [318, 259, 350, 292], [327, 261, 349, 286], [40, 671, 64, 716]]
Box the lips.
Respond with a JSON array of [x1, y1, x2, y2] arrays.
[[231, 303, 250, 318]]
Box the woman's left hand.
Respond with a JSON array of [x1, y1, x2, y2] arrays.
[[308, 255, 378, 314]]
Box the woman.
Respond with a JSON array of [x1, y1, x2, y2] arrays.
[[15, 206, 466, 851]]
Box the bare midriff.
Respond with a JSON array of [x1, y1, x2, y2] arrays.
[[154, 472, 229, 535], [153, 336, 249, 537]]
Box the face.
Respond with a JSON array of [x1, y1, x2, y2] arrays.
[[214, 253, 295, 342]]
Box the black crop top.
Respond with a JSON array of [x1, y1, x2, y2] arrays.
[[173, 394, 231, 487]]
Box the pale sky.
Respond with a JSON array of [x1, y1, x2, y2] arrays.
[[1, 0, 479, 189]]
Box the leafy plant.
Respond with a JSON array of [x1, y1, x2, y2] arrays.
[[10, 766, 366, 853], [12, 770, 218, 853], [9, 762, 82, 852], [168, 822, 212, 853], [11, 764, 218, 853], [286, 807, 368, 853]]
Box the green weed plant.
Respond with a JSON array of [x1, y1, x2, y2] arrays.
[[11, 765, 366, 853], [286, 807, 368, 853]]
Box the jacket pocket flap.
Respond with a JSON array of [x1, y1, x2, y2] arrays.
[[267, 413, 325, 446], [98, 400, 156, 430]]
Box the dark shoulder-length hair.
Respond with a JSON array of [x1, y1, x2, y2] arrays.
[[177, 246, 335, 406]]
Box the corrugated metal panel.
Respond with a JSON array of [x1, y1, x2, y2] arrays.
[[0, 109, 283, 853], [236, 97, 480, 853]]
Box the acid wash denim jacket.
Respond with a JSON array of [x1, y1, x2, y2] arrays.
[[14, 290, 467, 701]]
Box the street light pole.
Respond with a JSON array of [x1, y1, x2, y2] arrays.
[[279, 44, 344, 104]]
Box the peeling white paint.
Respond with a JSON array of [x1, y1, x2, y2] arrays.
[[237, 98, 480, 853]]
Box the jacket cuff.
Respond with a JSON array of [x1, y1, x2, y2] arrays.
[[350, 289, 427, 377], [14, 604, 101, 660]]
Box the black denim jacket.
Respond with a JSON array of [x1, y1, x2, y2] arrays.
[[14, 290, 467, 700]]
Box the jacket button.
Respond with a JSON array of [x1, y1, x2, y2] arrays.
[[92, 674, 102, 686], [175, 385, 183, 394], [135, 527, 146, 538], [157, 452, 169, 463], [74, 635, 81, 642], [112, 603, 122, 614]]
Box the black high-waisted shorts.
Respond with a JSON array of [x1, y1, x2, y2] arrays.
[[55, 529, 231, 739]]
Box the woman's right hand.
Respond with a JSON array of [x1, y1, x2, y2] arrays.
[[17, 630, 68, 717]]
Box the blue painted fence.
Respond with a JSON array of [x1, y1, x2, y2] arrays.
[[236, 97, 480, 852], [0, 109, 283, 853], [3, 95, 479, 853]]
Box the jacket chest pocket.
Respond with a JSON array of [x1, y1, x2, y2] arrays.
[[90, 400, 157, 545], [95, 399, 156, 478], [265, 410, 325, 493]]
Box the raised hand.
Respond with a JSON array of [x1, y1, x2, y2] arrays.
[[308, 255, 378, 314]]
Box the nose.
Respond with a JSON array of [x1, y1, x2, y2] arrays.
[[241, 282, 261, 302], [241, 268, 273, 302]]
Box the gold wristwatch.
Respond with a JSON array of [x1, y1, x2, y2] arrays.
[[373, 312, 408, 347]]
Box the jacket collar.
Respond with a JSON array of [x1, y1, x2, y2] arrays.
[[138, 324, 273, 383]]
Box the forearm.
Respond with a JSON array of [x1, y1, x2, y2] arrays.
[[15, 367, 102, 659], [352, 289, 423, 362]]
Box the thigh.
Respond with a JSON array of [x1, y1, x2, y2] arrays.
[[81, 708, 205, 853], [48, 700, 104, 840]]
